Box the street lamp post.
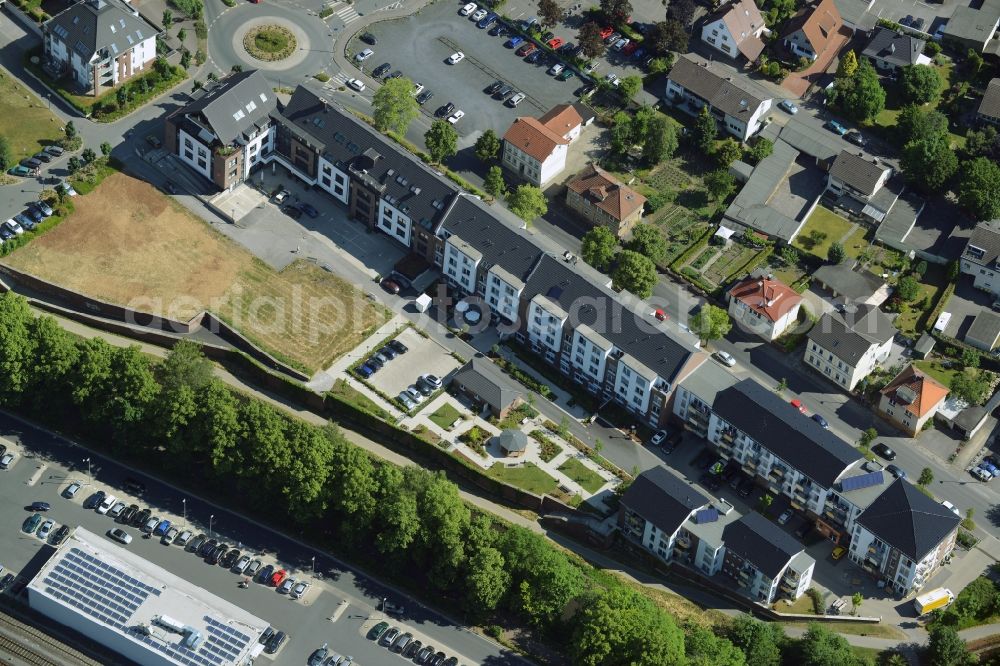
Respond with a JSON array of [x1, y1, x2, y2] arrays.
[[311, 556, 315, 575], [46, 93, 51, 110], [84, 457, 91, 484], [209, 514, 214, 537], [182, 498, 187, 526]]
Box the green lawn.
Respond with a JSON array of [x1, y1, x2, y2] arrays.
[[893, 264, 947, 335], [329, 379, 390, 419], [429, 402, 463, 430], [870, 61, 965, 148], [792, 207, 854, 259], [557, 457, 606, 494], [843, 226, 871, 259], [914, 359, 963, 387], [485, 462, 559, 495], [0, 69, 64, 161]]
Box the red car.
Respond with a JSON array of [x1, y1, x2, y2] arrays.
[[270, 569, 288, 587], [599, 26, 614, 39], [547, 37, 564, 49], [380, 278, 401, 294], [622, 41, 638, 55], [516, 43, 537, 56], [790, 399, 807, 414]]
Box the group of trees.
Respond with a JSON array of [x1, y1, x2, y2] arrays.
[[610, 106, 679, 165], [826, 52, 886, 122], [0, 134, 12, 173], [581, 226, 660, 297]]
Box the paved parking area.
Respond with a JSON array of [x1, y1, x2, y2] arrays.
[[209, 183, 268, 224], [0, 416, 515, 666], [364, 327, 461, 397], [361, 1, 583, 133]]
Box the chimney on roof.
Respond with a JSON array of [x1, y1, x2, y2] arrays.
[[889, 42, 896, 53]]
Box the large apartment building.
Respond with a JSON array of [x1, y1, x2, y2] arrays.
[[43, 0, 157, 96], [167, 78, 706, 428]]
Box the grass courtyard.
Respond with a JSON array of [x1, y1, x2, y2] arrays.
[[0, 69, 64, 161], [2, 173, 390, 373], [557, 457, 606, 494], [792, 206, 854, 260], [429, 402, 463, 430], [485, 462, 559, 496]]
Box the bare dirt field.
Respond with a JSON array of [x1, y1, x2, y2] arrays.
[[3, 173, 390, 374]]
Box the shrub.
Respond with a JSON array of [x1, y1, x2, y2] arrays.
[[807, 587, 824, 614]]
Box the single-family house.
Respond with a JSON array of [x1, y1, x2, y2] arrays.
[[812, 264, 890, 306], [665, 55, 773, 141], [977, 79, 1000, 127], [565, 164, 646, 238], [701, 0, 768, 62], [781, 0, 844, 61], [825, 151, 896, 223], [42, 0, 158, 96], [960, 221, 1000, 297], [164, 70, 277, 191], [727, 273, 803, 341], [878, 365, 949, 436], [861, 27, 931, 73], [965, 311, 1000, 351], [450, 357, 525, 419], [849, 479, 960, 594], [501, 104, 584, 187], [805, 304, 897, 391]]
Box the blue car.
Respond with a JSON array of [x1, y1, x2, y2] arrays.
[[477, 12, 496, 28], [153, 520, 171, 537], [356, 363, 374, 379], [631, 47, 646, 60], [506, 35, 524, 48], [811, 413, 829, 429], [825, 120, 848, 135]]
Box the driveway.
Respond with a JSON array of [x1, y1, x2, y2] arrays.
[[941, 277, 996, 340], [359, 1, 584, 133]]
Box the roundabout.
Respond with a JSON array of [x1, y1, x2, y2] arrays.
[[211, 4, 332, 74]]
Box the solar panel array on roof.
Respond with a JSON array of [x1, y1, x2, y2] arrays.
[[695, 508, 719, 524], [841, 470, 884, 492]]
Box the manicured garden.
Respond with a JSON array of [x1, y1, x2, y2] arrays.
[[557, 457, 606, 494], [485, 462, 559, 495], [429, 402, 463, 430], [792, 207, 855, 260]]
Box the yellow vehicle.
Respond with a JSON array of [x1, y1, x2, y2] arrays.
[[831, 546, 847, 560], [914, 588, 954, 615]]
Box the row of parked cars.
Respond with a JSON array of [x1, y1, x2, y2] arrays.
[[396, 373, 442, 410], [67, 479, 297, 654], [7, 144, 64, 177], [369, 621, 460, 665], [355, 338, 409, 378], [971, 457, 999, 482], [1, 199, 54, 245], [21, 512, 71, 546]]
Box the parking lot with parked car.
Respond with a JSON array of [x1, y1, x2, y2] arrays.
[[356, 0, 583, 134], [0, 415, 520, 665], [356, 327, 461, 406]]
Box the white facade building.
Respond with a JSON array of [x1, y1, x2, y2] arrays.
[[665, 56, 773, 141], [442, 235, 482, 294], [501, 104, 584, 187], [805, 305, 896, 391], [701, 0, 768, 61], [960, 222, 1000, 297]]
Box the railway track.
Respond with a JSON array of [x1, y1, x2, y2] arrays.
[[0, 609, 102, 666]]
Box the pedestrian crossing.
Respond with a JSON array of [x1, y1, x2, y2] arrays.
[[329, 3, 360, 24], [323, 72, 350, 90]]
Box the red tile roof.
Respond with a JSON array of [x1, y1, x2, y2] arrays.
[[881, 365, 949, 418], [503, 104, 584, 162], [729, 275, 802, 323], [783, 0, 843, 56], [566, 164, 646, 222]]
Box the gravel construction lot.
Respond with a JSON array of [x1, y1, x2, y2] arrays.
[[363, 327, 462, 398], [357, 0, 582, 134], [1, 173, 390, 374]]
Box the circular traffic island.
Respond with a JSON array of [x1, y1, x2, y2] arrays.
[[243, 25, 296, 61]]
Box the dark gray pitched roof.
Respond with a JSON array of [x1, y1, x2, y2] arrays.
[[667, 55, 771, 118], [808, 305, 897, 365], [979, 79, 1000, 120], [813, 264, 887, 301], [722, 512, 804, 578], [622, 467, 710, 537], [452, 357, 524, 412], [45, 0, 156, 62], [963, 222, 1000, 267], [522, 254, 695, 385], [861, 27, 925, 67], [276, 87, 457, 231], [178, 70, 276, 145], [496, 429, 528, 452], [440, 195, 545, 282], [858, 479, 960, 561], [829, 150, 891, 196], [713, 379, 861, 486]]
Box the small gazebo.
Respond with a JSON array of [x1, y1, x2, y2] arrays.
[[495, 430, 528, 458]]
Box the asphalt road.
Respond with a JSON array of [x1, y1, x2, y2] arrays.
[[0, 412, 522, 666]]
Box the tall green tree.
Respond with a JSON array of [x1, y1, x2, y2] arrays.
[[957, 157, 1000, 221], [896, 105, 948, 144], [506, 185, 547, 225], [611, 250, 658, 298], [626, 224, 666, 265], [0, 134, 12, 172], [693, 106, 717, 153], [501, 527, 585, 627], [538, 0, 562, 28], [581, 226, 619, 271], [902, 135, 958, 193], [372, 77, 420, 135], [827, 59, 885, 122], [23, 315, 78, 416], [704, 169, 735, 201], [0, 292, 36, 404], [836, 50, 858, 78], [747, 137, 774, 164], [715, 138, 743, 167], [424, 120, 458, 163], [690, 303, 732, 343], [642, 114, 678, 165], [927, 624, 975, 666], [577, 22, 606, 59], [610, 110, 634, 156], [649, 19, 688, 53], [484, 165, 507, 198], [686, 625, 746, 666], [828, 241, 846, 264], [415, 471, 471, 587], [464, 544, 510, 618], [98, 346, 160, 446], [727, 615, 783, 666], [797, 624, 871, 666], [619, 75, 642, 100], [900, 64, 941, 104], [600, 0, 632, 23], [195, 380, 244, 470], [570, 588, 686, 666], [474, 129, 501, 162], [327, 432, 377, 540]]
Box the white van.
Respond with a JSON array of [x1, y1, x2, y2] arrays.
[[97, 494, 118, 514]]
